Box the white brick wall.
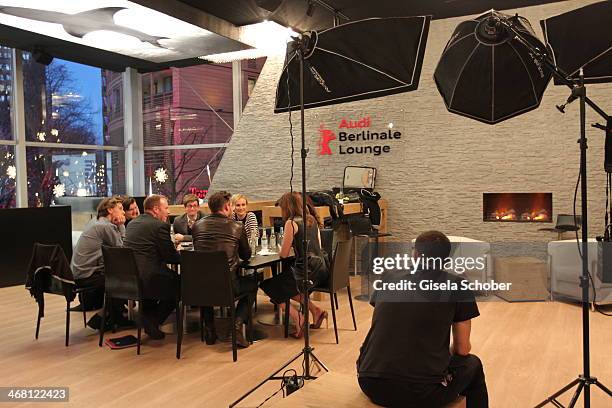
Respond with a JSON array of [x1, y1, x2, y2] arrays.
[[212, 0, 612, 243]]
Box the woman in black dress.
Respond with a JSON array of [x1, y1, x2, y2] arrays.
[[260, 192, 329, 338]]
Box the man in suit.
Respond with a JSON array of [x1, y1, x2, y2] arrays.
[[192, 191, 255, 348], [124, 194, 180, 339], [173, 193, 203, 243]]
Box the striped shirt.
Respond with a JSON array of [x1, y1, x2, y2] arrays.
[[233, 211, 259, 241]]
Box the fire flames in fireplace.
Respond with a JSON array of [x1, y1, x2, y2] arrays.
[[483, 193, 552, 223], [490, 208, 550, 222]]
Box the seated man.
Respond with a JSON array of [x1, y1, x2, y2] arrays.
[[124, 194, 180, 340], [357, 230, 488, 408], [71, 196, 131, 330], [191, 191, 255, 348], [121, 196, 140, 228], [173, 193, 203, 243]]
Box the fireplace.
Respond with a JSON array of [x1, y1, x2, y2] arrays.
[[483, 193, 552, 222]]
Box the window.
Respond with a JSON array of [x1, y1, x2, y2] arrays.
[[112, 88, 121, 113], [0, 146, 15, 208], [247, 78, 256, 98], [141, 63, 239, 204], [24, 57, 122, 146], [163, 76, 172, 93], [26, 147, 125, 207], [242, 57, 266, 109], [0, 50, 12, 141]]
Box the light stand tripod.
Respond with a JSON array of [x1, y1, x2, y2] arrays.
[[495, 16, 612, 408], [533, 71, 612, 408], [229, 35, 328, 408]]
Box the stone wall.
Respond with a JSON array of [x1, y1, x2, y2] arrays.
[[211, 0, 612, 244]]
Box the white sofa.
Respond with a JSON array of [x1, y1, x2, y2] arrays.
[[548, 239, 612, 303], [411, 236, 492, 283]]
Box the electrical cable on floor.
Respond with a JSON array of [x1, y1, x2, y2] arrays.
[[255, 369, 297, 407]]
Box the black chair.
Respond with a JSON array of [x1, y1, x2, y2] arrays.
[[347, 216, 392, 270], [319, 228, 338, 309], [177, 250, 253, 361], [26, 243, 98, 347], [320, 228, 334, 258], [282, 240, 356, 343], [99, 246, 143, 355], [310, 240, 356, 344], [539, 214, 582, 240]]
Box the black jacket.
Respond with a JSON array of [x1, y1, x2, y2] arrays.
[[192, 213, 251, 277], [124, 214, 180, 297], [25, 243, 75, 317], [172, 211, 204, 242], [359, 190, 382, 228]]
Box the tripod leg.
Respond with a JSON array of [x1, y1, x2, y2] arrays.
[[535, 378, 581, 408], [594, 380, 612, 397], [567, 381, 584, 408], [308, 350, 329, 373]]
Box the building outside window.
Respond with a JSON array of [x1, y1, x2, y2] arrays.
[[21, 55, 125, 207], [102, 58, 265, 205]]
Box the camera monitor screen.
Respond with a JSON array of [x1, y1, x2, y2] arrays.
[[343, 166, 376, 190]]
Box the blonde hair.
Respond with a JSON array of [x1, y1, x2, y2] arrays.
[[97, 196, 122, 219], [232, 194, 249, 205]]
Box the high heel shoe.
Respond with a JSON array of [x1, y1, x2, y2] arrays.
[[310, 311, 328, 329]]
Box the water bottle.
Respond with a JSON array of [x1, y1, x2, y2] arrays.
[[269, 230, 276, 251], [261, 228, 268, 251], [278, 227, 284, 249]]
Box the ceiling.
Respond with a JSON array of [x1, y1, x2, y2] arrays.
[[179, 0, 569, 32], [0, 0, 568, 72]]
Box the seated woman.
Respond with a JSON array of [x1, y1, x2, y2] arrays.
[[173, 194, 204, 243], [231, 194, 259, 242], [260, 192, 329, 338]]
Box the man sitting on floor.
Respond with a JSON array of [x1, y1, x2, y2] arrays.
[[191, 191, 255, 348], [357, 230, 488, 408], [71, 196, 132, 330], [124, 194, 180, 340]]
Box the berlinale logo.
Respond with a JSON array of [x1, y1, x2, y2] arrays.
[[317, 116, 400, 156], [318, 124, 336, 155]]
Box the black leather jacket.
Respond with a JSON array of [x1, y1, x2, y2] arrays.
[[191, 213, 252, 276]]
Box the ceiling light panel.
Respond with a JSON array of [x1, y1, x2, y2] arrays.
[[0, 0, 250, 63]]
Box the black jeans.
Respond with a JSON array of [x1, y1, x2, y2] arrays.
[[202, 276, 258, 325], [359, 354, 488, 408], [141, 268, 179, 327], [75, 273, 126, 322]]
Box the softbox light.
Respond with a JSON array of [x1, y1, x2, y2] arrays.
[[274, 16, 431, 113], [434, 10, 552, 124], [541, 0, 612, 84]]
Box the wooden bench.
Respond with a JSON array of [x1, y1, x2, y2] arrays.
[[270, 372, 466, 408]]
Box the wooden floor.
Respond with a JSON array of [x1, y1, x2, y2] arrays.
[[2, 280, 611, 408]]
